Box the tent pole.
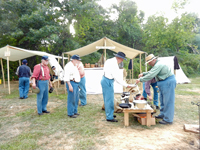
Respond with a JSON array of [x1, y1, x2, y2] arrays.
[[62, 53, 65, 68], [140, 54, 142, 73], [1, 58, 6, 88], [68, 54, 70, 62], [6, 46, 10, 94], [104, 38, 106, 61], [132, 58, 133, 80], [19, 60, 21, 66], [58, 58, 60, 88], [145, 53, 147, 72]]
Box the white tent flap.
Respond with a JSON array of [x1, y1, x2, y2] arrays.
[[158, 56, 191, 84]]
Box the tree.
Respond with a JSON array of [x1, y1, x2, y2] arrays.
[[0, 0, 62, 51], [112, 0, 144, 50]]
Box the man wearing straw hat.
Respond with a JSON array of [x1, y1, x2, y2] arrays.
[[136, 54, 176, 125], [101, 51, 131, 122]]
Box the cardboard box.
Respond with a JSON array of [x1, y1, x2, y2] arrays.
[[137, 117, 156, 126], [133, 114, 156, 125]]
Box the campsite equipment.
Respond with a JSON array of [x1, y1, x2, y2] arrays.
[[121, 92, 130, 104], [133, 100, 147, 109], [191, 101, 200, 149], [49, 87, 54, 93], [32, 87, 40, 94], [90, 64, 95, 68], [119, 103, 131, 108], [133, 113, 156, 126]]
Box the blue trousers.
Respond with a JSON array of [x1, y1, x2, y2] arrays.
[[19, 77, 30, 99], [79, 76, 87, 105], [37, 80, 49, 114], [142, 82, 159, 106], [66, 81, 79, 116], [157, 75, 176, 123], [101, 76, 114, 120]]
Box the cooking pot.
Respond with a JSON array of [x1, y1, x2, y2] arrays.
[[133, 100, 147, 109]]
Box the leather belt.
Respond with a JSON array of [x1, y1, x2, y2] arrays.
[[70, 79, 78, 83], [39, 79, 47, 81]]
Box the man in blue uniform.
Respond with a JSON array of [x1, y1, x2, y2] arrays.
[[101, 52, 131, 122], [64, 55, 81, 118], [16, 59, 32, 99]]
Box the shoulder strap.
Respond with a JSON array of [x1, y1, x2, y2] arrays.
[[37, 64, 42, 80]]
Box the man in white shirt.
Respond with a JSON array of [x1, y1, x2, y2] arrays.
[[101, 51, 131, 122], [64, 55, 81, 118]]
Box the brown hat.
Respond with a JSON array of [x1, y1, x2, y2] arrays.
[[145, 54, 157, 64]]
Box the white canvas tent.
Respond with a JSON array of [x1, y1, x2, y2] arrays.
[[63, 37, 145, 59], [158, 56, 191, 84], [63, 37, 146, 78], [62, 37, 146, 94], [0, 45, 66, 94]]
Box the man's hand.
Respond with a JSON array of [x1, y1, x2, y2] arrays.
[[32, 83, 36, 89], [135, 79, 140, 84], [127, 85, 131, 88], [49, 83, 52, 87], [69, 85, 73, 92], [148, 95, 152, 101], [138, 73, 143, 78]]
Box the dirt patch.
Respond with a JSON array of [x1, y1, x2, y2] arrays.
[[94, 115, 199, 150], [0, 121, 31, 143], [38, 131, 76, 150], [91, 93, 199, 150]]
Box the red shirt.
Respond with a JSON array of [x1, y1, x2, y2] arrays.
[[31, 64, 50, 80]]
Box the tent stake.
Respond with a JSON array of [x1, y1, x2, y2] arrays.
[[1, 58, 6, 88]]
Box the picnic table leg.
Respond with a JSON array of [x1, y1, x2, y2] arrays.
[[146, 111, 151, 127], [124, 111, 129, 126]]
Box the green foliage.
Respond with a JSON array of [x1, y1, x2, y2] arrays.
[[176, 50, 200, 76], [0, 0, 200, 76]]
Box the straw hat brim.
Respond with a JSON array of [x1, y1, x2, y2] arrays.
[[145, 56, 157, 64]]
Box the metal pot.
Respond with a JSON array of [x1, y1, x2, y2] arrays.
[[133, 100, 147, 109]]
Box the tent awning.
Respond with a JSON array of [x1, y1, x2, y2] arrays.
[[63, 37, 145, 59], [0, 45, 67, 61]]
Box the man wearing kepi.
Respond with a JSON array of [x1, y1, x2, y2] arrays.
[[101, 51, 131, 122], [16, 59, 32, 99], [64, 55, 81, 118], [135, 54, 176, 125], [32, 56, 52, 115]]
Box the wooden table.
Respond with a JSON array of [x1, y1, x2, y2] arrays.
[[123, 108, 154, 127]]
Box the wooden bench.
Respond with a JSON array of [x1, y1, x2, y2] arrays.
[[123, 108, 154, 127]]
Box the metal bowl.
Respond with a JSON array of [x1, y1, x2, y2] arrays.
[[133, 100, 147, 109]]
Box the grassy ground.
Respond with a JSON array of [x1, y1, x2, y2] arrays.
[[0, 77, 200, 150]]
